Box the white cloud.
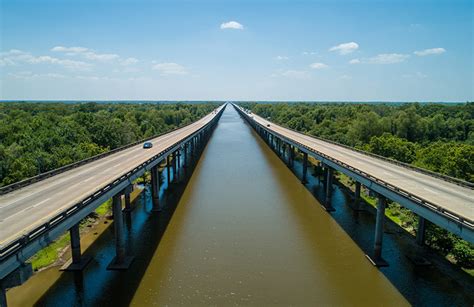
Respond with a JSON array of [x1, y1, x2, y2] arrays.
[[152, 62, 188, 75], [52, 45, 119, 61], [8, 71, 66, 79], [349, 59, 360, 64], [83, 52, 119, 61], [367, 53, 409, 64], [329, 42, 359, 55], [120, 57, 139, 65], [51, 46, 89, 53], [271, 70, 310, 79], [309, 62, 328, 69], [414, 48, 446, 56], [220, 21, 244, 30], [302, 51, 318, 56], [274, 55, 289, 60], [0, 49, 92, 70]]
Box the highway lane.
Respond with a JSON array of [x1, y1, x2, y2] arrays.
[[246, 109, 473, 223], [0, 106, 224, 246]]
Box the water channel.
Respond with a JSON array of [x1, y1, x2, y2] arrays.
[[9, 106, 473, 306]]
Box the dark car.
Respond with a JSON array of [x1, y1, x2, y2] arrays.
[[266, 124, 270, 127], [143, 142, 153, 149]]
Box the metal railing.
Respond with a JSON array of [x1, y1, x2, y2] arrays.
[[234, 104, 473, 231], [0, 106, 225, 262]]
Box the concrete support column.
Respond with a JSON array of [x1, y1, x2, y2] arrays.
[[61, 223, 92, 271], [366, 195, 388, 267], [325, 167, 335, 211], [177, 150, 181, 180], [70, 224, 82, 265], [124, 193, 131, 211], [417, 216, 426, 246], [151, 165, 160, 212], [107, 193, 134, 270], [166, 155, 171, 186], [172, 151, 178, 182], [0, 281, 6, 307], [354, 182, 361, 210], [183, 143, 188, 168], [302, 152, 308, 184]]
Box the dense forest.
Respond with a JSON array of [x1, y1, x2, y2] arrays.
[[0, 102, 218, 187], [240, 102, 474, 182], [240, 101, 474, 270]]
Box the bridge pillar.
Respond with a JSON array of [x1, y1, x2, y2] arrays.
[[0, 281, 5, 307], [183, 143, 188, 169], [354, 182, 361, 210], [325, 167, 335, 211], [366, 195, 389, 267], [151, 165, 161, 212], [107, 193, 134, 270], [123, 184, 134, 212], [416, 216, 426, 245], [166, 155, 171, 186], [172, 151, 178, 182], [302, 152, 308, 184], [60, 223, 92, 271]]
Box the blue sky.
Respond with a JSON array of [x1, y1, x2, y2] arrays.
[[0, 0, 472, 101]]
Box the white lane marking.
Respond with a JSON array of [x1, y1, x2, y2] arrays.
[[33, 198, 51, 208]]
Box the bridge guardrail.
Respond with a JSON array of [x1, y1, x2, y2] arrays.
[[0, 107, 221, 196], [234, 104, 474, 232], [0, 106, 225, 262]]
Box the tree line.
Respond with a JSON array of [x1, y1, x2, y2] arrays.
[[0, 102, 218, 187]]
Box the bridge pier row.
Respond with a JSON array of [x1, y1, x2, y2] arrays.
[[366, 195, 389, 267], [151, 165, 161, 212], [416, 216, 426, 245], [302, 152, 308, 184], [60, 223, 92, 271], [324, 167, 335, 211], [107, 193, 134, 270]]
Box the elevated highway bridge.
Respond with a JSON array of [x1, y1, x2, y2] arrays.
[[0, 104, 225, 306], [234, 103, 473, 266]]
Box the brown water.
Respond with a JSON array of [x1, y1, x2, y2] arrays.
[[130, 106, 408, 306]]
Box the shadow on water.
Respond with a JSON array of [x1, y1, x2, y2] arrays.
[[34, 131, 215, 307], [250, 118, 474, 306]]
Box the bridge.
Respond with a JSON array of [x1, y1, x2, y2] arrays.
[[0, 104, 225, 306], [233, 103, 473, 266], [1, 102, 473, 305]]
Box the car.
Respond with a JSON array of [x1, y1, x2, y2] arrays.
[[266, 124, 270, 127], [143, 141, 153, 149]]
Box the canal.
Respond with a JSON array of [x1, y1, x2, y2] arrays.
[[9, 106, 472, 306]]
